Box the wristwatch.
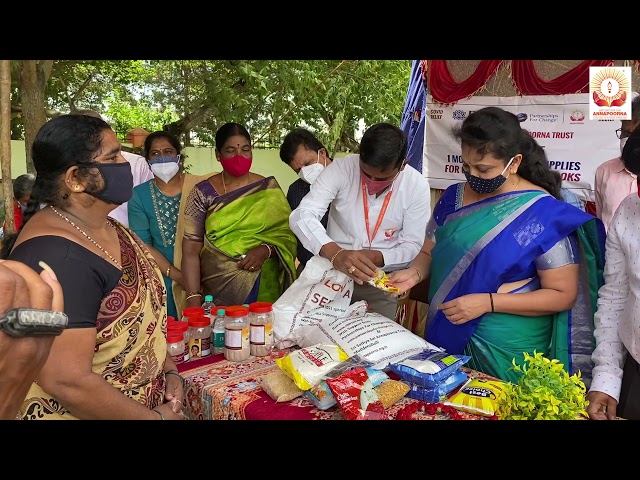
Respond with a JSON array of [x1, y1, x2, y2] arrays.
[[0, 308, 68, 337]]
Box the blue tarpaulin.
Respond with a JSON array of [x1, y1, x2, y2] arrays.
[[400, 60, 426, 173]]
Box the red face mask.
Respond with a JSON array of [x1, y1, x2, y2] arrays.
[[360, 169, 400, 196], [220, 155, 252, 177]]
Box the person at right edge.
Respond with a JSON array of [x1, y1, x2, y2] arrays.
[[387, 106, 606, 386], [289, 122, 431, 321], [587, 128, 640, 420]]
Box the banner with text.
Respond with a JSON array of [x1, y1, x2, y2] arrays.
[[424, 93, 620, 201]]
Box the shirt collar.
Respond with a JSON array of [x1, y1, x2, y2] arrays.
[[615, 157, 638, 177]]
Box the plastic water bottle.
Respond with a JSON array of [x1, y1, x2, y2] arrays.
[[212, 308, 226, 355], [201, 295, 216, 325]]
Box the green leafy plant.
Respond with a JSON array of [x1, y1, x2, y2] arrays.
[[495, 351, 588, 420]]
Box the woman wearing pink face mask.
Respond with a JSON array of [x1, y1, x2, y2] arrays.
[[181, 122, 297, 308]]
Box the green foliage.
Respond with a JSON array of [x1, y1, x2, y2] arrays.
[[495, 351, 589, 420]]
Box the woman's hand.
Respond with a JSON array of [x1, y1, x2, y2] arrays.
[[152, 402, 185, 420], [438, 293, 492, 325], [387, 268, 420, 295], [586, 391, 618, 420], [164, 372, 185, 409], [237, 245, 270, 272]]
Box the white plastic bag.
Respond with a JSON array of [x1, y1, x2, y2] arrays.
[[273, 255, 354, 347]]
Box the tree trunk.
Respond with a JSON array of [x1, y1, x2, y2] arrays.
[[0, 60, 14, 234], [20, 60, 47, 174]]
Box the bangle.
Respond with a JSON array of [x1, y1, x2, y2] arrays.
[[261, 243, 272, 258], [153, 408, 165, 420], [412, 267, 422, 283], [166, 265, 172, 277], [186, 293, 202, 301], [165, 370, 185, 387], [330, 248, 345, 266], [489, 292, 495, 313], [420, 249, 432, 257]]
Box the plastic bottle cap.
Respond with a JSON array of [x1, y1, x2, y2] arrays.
[[182, 307, 205, 318], [167, 332, 184, 343], [167, 322, 188, 332], [225, 306, 250, 317], [204, 295, 214, 303], [167, 316, 176, 322], [216, 308, 226, 316], [188, 316, 211, 327], [249, 301, 273, 313]]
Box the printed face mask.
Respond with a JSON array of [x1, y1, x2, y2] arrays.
[[150, 155, 180, 183], [220, 154, 252, 177], [464, 157, 514, 195], [298, 150, 325, 184], [87, 162, 134, 205]]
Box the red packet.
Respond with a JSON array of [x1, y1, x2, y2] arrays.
[[326, 366, 386, 420]]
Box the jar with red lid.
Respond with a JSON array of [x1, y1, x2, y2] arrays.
[[224, 306, 250, 362], [249, 301, 274, 357], [188, 315, 211, 359], [182, 307, 204, 323], [168, 320, 190, 348], [167, 330, 189, 365]]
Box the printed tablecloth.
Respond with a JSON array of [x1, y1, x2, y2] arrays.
[[177, 349, 496, 420]]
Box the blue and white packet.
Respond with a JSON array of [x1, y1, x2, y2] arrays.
[[406, 369, 468, 403], [388, 349, 471, 388]]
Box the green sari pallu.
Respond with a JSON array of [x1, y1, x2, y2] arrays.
[[200, 176, 297, 306], [426, 191, 605, 385]]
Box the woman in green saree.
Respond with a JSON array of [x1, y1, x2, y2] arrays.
[[181, 122, 297, 308], [389, 107, 605, 386]]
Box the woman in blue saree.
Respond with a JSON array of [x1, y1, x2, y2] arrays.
[[389, 107, 605, 385]]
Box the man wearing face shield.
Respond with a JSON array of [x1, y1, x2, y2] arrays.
[[280, 128, 333, 273], [594, 95, 640, 231], [289, 122, 431, 321], [588, 128, 640, 420]]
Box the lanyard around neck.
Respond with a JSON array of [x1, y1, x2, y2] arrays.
[[362, 180, 393, 249]]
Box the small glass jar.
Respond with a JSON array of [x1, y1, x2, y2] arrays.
[[167, 331, 189, 366], [188, 316, 212, 359], [224, 306, 250, 362], [168, 320, 190, 347], [249, 301, 274, 357], [182, 307, 204, 323]]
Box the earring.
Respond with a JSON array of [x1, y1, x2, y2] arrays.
[[74, 185, 80, 191]]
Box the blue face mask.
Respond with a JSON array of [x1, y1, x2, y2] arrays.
[[87, 162, 134, 205], [464, 157, 514, 195]]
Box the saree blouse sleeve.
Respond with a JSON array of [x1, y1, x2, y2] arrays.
[[182, 181, 212, 242], [534, 233, 580, 270]]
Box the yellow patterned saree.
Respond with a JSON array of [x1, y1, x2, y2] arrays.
[[19, 223, 168, 420]]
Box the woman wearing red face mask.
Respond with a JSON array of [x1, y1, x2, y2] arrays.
[[181, 122, 297, 308]]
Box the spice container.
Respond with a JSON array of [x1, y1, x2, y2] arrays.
[[224, 306, 250, 362], [188, 316, 212, 360], [167, 331, 189, 366], [249, 301, 274, 357], [182, 307, 204, 323], [168, 320, 190, 347]]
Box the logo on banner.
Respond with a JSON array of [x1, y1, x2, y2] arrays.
[[430, 109, 443, 120], [516, 113, 528, 122], [569, 110, 585, 124], [452, 110, 466, 121], [589, 66, 631, 120]]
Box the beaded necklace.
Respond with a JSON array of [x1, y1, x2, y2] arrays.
[[49, 205, 120, 268]]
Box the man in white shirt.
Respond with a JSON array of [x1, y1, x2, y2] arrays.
[[587, 129, 640, 420], [76, 109, 153, 226], [289, 122, 431, 320]]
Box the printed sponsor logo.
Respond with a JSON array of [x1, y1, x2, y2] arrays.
[[569, 110, 585, 123], [528, 114, 559, 123], [590, 66, 632, 120], [516, 112, 528, 122], [430, 109, 443, 120], [452, 109, 466, 121]]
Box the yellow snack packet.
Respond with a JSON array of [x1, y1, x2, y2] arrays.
[[443, 377, 507, 417], [368, 270, 401, 294], [274, 344, 350, 391]]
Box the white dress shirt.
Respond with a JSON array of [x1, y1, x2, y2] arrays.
[[590, 192, 640, 401], [289, 154, 431, 271], [110, 151, 153, 226]]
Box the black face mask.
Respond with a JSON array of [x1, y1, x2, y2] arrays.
[[87, 162, 133, 205], [464, 157, 514, 195]]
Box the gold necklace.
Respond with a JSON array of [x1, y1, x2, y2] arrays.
[[221, 171, 250, 195], [49, 205, 120, 268], [512, 175, 521, 191]]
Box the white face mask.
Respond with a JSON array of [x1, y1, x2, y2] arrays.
[[151, 160, 180, 183], [621, 136, 628, 156], [298, 150, 326, 184]]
